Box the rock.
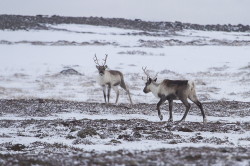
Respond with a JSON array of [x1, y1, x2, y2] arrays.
[[184, 154, 202, 161], [77, 128, 98, 138], [117, 134, 134, 141], [8, 144, 26, 151], [66, 134, 76, 139], [59, 68, 82, 75], [169, 140, 178, 144], [178, 127, 193, 132], [110, 139, 121, 144], [196, 136, 203, 140], [133, 131, 142, 138]]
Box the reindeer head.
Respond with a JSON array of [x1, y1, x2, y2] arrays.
[[142, 67, 158, 93], [94, 54, 108, 76]]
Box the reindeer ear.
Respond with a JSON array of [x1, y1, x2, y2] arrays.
[[148, 78, 152, 83], [96, 65, 99, 69], [154, 78, 157, 82], [104, 65, 108, 69]]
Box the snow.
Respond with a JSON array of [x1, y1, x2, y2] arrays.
[[0, 23, 250, 153], [1, 111, 250, 123], [0, 24, 250, 102], [0, 134, 237, 153], [76, 141, 232, 152], [1, 110, 250, 152], [1, 24, 249, 46]]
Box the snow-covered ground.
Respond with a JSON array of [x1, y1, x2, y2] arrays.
[[1, 100, 250, 153], [0, 24, 250, 163], [0, 24, 250, 103]]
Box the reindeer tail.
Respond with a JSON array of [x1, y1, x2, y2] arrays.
[[120, 77, 127, 90], [188, 80, 195, 91], [188, 80, 199, 101]]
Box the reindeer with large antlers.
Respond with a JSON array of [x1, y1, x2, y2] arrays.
[[142, 67, 207, 124], [94, 54, 133, 104]]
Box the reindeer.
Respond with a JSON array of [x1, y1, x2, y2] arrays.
[[142, 67, 207, 124], [94, 54, 133, 104]]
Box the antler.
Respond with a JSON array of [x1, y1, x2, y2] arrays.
[[93, 54, 100, 66], [102, 54, 108, 65], [142, 67, 150, 79], [153, 72, 159, 80], [142, 67, 158, 80]]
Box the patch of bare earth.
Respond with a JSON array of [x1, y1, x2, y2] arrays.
[[0, 99, 250, 165]]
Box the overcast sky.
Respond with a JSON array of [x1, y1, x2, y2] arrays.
[[1, 0, 249, 25]]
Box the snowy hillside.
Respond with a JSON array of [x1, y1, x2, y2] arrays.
[[0, 23, 250, 103]]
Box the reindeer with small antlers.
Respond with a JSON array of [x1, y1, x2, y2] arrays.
[[142, 67, 207, 124], [94, 54, 133, 104]]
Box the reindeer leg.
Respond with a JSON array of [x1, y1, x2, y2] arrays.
[[102, 85, 107, 103], [189, 96, 207, 124], [179, 98, 191, 123], [113, 86, 119, 104], [157, 97, 167, 121], [120, 79, 133, 105], [194, 100, 207, 124], [126, 89, 133, 105], [168, 100, 173, 122], [107, 84, 111, 104]]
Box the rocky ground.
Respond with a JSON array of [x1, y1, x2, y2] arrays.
[[0, 99, 250, 165], [1, 15, 250, 48], [0, 15, 250, 32]]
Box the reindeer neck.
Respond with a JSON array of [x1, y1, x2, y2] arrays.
[[149, 82, 160, 97]]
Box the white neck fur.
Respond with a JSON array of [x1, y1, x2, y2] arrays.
[[149, 82, 160, 98]]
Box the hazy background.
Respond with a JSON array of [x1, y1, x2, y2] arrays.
[[0, 0, 249, 25]]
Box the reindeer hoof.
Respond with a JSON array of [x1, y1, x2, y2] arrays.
[[105, 103, 111, 106], [203, 118, 207, 124], [168, 118, 173, 122], [158, 114, 163, 121]]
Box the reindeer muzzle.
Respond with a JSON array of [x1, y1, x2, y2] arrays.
[[143, 88, 150, 93]]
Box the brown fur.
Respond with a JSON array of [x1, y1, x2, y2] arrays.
[[143, 78, 207, 124], [163, 80, 188, 87], [108, 70, 123, 77], [96, 67, 133, 104]]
